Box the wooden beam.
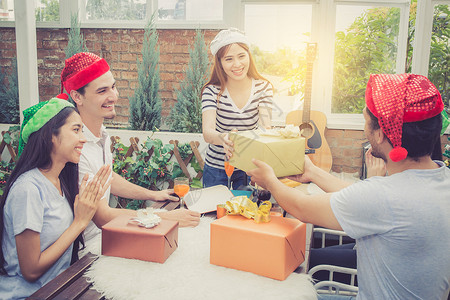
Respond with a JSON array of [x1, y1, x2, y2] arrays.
[[14, 0, 39, 121], [27, 253, 99, 300]]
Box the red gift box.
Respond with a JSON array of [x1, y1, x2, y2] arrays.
[[102, 215, 178, 263], [210, 215, 306, 280]]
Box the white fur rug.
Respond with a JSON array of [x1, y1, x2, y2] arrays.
[[83, 217, 317, 300]]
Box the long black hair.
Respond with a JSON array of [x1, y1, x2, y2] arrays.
[[0, 107, 83, 275]]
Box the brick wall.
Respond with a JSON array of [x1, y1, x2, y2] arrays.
[[0, 27, 448, 177], [326, 129, 367, 174], [0, 29, 16, 74], [0, 27, 218, 127], [326, 129, 449, 175]]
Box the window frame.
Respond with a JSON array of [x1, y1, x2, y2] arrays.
[[0, 0, 241, 29], [240, 0, 410, 130], [317, 0, 411, 130], [412, 0, 449, 75], [2, 0, 447, 132]]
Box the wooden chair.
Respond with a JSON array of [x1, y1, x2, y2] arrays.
[[0, 131, 17, 162]]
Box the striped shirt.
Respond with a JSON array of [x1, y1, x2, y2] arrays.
[[201, 79, 273, 169]]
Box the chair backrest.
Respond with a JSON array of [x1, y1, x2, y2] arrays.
[[308, 264, 358, 295], [314, 227, 350, 248], [309, 228, 358, 295]]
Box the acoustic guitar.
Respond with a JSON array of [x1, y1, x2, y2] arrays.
[[285, 43, 332, 172]]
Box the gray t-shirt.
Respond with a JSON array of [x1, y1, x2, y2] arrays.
[[330, 161, 450, 300], [0, 168, 73, 300]]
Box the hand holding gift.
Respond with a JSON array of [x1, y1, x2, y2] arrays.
[[247, 159, 278, 190], [221, 128, 238, 160], [285, 155, 316, 183]]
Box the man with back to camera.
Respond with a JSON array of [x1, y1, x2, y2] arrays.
[[248, 73, 450, 300], [60, 52, 200, 248]]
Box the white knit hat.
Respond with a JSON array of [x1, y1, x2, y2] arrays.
[[210, 28, 250, 56]]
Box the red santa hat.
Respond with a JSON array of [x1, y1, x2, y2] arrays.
[[365, 73, 443, 162], [61, 52, 110, 94]]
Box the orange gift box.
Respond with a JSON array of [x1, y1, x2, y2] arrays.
[[101, 215, 178, 263], [210, 215, 306, 280]]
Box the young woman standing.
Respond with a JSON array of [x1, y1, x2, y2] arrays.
[[0, 94, 110, 299], [202, 28, 273, 189]]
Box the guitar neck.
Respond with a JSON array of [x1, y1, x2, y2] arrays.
[[287, 42, 332, 173], [303, 61, 313, 124]]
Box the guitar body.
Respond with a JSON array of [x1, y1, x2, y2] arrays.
[[286, 109, 332, 173]]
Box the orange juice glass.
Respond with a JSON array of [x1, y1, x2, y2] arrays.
[[224, 158, 234, 189], [174, 184, 189, 197], [174, 177, 190, 208], [224, 161, 234, 177]]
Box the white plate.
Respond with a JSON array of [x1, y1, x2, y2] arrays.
[[184, 185, 234, 213]]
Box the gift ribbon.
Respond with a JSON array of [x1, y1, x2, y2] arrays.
[[224, 196, 272, 223], [259, 124, 300, 139], [128, 207, 161, 228]]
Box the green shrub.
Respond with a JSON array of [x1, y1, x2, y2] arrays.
[[111, 137, 201, 209], [168, 29, 210, 133], [0, 126, 19, 195], [129, 16, 162, 131], [0, 59, 19, 124]]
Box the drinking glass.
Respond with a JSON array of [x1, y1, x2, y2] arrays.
[[174, 177, 190, 208], [224, 157, 235, 189]]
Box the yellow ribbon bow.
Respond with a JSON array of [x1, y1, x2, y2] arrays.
[[224, 196, 272, 223]]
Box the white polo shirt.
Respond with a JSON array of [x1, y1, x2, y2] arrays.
[[78, 124, 113, 244]]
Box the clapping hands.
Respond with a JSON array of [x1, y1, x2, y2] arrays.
[[74, 165, 112, 228]]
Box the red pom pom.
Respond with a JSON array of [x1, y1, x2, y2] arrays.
[[389, 147, 408, 162], [56, 93, 69, 100]]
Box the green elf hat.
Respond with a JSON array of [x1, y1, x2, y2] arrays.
[[18, 93, 74, 157], [442, 110, 449, 135]]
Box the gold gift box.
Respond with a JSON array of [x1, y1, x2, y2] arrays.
[[229, 130, 305, 177]]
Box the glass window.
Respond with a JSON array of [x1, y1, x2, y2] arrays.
[[429, 3, 449, 109], [0, 0, 61, 22], [83, 0, 147, 21], [244, 4, 313, 125], [0, 0, 14, 21], [332, 5, 401, 114], [157, 0, 223, 21], [36, 0, 60, 22]]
